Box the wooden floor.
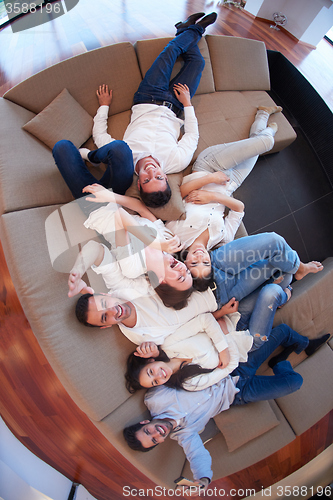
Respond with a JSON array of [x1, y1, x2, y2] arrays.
[[0, 2, 332, 499]]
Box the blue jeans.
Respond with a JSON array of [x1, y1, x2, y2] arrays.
[[210, 232, 300, 307], [52, 139, 134, 201], [133, 25, 205, 113], [231, 324, 307, 404], [237, 274, 293, 350]]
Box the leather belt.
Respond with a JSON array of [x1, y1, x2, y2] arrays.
[[142, 99, 183, 118]]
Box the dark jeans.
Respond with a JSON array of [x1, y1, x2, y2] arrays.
[[133, 25, 205, 112], [52, 139, 134, 202], [232, 324, 307, 404]]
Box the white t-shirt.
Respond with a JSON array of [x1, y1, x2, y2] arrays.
[[166, 171, 244, 250]]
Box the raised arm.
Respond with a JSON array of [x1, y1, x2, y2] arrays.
[[114, 207, 182, 254], [181, 171, 230, 199], [162, 83, 199, 174], [186, 190, 245, 213], [163, 313, 228, 355], [68, 240, 104, 297], [83, 184, 157, 221], [92, 84, 115, 148]]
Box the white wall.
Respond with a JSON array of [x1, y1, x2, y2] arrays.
[[0, 417, 71, 500], [244, 0, 333, 46]]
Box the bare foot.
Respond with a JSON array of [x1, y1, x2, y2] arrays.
[[294, 261, 324, 280], [258, 105, 283, 115], [267, 122, 278, 134]]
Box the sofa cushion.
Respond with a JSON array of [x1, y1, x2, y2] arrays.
[[192, 90, 296, 159], [22, 89, 93, 150], [0, 98, 74, 215], [135, 37, 215, 95], [125, 173, 186, 221], [4, 42, 142, 117], [95, 393, 187, 489], [275, 344, 333, 435], [0, 205, 136, 421], [273, 257, 333, 338], [206, 35, 270, 91], [213, 400, 280, 452], [182, 400, 295, 481]]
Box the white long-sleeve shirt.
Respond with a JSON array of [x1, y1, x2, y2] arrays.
[[166, 171, 244, 249], [92, 104, 199, 174], [162, 312, 252, 391]]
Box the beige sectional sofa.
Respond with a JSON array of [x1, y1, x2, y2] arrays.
[[0, 35, 332, 489]]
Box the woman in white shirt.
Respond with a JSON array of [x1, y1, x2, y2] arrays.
[[165, 105, 280, 254], [125, 312, 253, 392]]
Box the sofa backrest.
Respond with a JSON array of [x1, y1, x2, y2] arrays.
[[0, 204, 136, 421], [206, 35, 270, 91], [4, 42, 142, 117]]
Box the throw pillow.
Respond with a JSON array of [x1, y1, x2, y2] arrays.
[[22, 88, 93, 149], [125, 172, 186, 221], [213, 400, 280, 452]]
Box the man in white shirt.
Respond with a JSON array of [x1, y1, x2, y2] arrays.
[[69, 239, 218, 345], [52, 12, 218, 208]]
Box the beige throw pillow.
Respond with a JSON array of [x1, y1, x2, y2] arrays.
[[213, 400, 280, 452], [22, 88, 93, 149], [125, 172, 186, 221]]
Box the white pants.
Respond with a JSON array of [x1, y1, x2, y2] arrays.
[[193, 110, 275, 189]]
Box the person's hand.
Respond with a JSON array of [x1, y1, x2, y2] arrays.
[[221, 297, 239, 315], [211, 171, 230, 185], [83, 183, 115, 203], [186, 190, 215, 204], [159, 235, 183, 254], [182, 478, 209, 496], [218, 347, 230, 369], [96, 84, 112, 106], [134, 342, 159, 358], [68, 271, 94, 298], [173, 83, 191, 107]]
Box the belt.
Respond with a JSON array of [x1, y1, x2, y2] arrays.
[[142, 99, 183, 118]]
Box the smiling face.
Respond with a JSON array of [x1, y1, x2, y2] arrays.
[[136, 157, 168, 193], [136, 419, 174, 448], [162, 253, 193, 290], [185, 244, 212, 280], [138, 360, 173, 388], [86, 294, 132, 327]]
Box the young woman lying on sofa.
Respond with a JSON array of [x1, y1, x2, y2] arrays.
[[125, 317, 329, 392], [81, 185, 323, 350]]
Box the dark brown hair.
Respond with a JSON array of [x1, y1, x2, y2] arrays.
[[125, 347, 214, 393]]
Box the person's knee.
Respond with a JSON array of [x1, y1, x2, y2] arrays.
[[52, 139, 73, 156], [107, 140, 133, 164], [260, 283, 285, 305], [273, 360, 303, 392], [52, 140, 75, 162], [288, 371, 303, 392]]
